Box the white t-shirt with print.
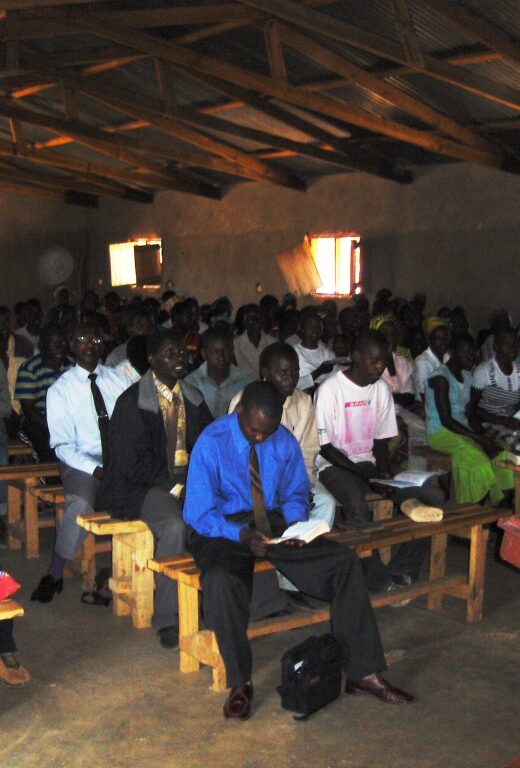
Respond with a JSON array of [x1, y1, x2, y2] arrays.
[[314, 370, 398, 472]]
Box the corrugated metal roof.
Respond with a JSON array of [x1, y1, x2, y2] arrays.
[[1, 0, 520, 205]]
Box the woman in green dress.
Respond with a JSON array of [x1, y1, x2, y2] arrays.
[[425, 334, 513, 505]]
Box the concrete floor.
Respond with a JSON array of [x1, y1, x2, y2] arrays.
[[1, 530, 519, 768]]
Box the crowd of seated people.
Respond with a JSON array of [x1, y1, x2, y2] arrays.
[[0, 284, 518, 718]]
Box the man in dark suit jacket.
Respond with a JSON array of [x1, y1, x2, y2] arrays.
[[97, 330, 212, 648]]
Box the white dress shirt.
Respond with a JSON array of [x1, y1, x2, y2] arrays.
[[46, 363, 132, 474], [292, 341, 334, 390], [413, 347, 450, 399]]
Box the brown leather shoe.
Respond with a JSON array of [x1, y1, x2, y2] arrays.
[[0, 653, 31, 687], [345, 673, 413, 704], [223, 683, 254, 720]]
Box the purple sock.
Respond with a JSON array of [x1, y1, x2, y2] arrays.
[[47, 552, 66, 582]]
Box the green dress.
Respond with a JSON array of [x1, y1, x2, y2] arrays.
[[425, 364, 513, 504]]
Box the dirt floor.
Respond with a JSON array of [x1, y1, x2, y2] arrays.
[[1, 530, 519, 768]]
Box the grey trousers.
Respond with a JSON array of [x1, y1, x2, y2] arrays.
[[140, 487, 186, 632], [55, 463, 100, 561]]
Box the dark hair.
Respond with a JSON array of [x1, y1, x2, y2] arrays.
[[494, 327, 517, 347], [71, 320, 102, 340], [201, 326, 233, 349], [39, 322, 64, 349], [146, 329, 184, 357], [126, 335, 150, 375], [241, 381, 284, 421], [352, 329, 388, 354], [451, 332, 475, 351], [259, 342, 297, 371]]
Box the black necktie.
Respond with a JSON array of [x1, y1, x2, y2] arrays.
[[88, 373, 109, 466], [249, 445, 272, 537]]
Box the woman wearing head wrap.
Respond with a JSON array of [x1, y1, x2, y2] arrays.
[[413, 317, 451, 401], [425, 334, 513, 505]]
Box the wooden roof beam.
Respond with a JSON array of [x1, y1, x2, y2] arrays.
[[236, 0, 520, 112], [416, 0, 520, 70], [0, 96, 222, 199], [0, 175, 98, 206], [68, 78, 306, 190], [277, 23, 493, 152], [70, 11, 509, 170], [177, 69, 412, 183], [263, 20, 288, 83], [390, 0, 424, 67]]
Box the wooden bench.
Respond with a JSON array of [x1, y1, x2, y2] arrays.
[[149, 504, 501, 691], [497, 460, 520, 515], [31, 485, 111, 588], [77, 513, 154, 629], [0, 462, 60, 558], [7, 440, 33, 459], [0, 599, 24, 620]]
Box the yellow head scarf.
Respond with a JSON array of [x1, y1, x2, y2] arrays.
[[369, 314, 395, 331], [423, 316, 448, 337]]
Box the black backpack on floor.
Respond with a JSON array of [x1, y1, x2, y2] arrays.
[[278, 634, 343, 720]]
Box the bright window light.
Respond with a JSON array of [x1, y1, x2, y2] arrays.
[[309, 233, 361, 297], [109, 238, 163, 287]]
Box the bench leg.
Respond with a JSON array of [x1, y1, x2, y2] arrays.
[[467, 525, 488, 623], [210, 632, 227, 693], [7, 484, 22, 550], [179, 582, 201, 674], [80, 533, 96, 589], [427, 533, 447, 611], [24, 478, 39, 559], [369, 499, 393, 564], [130, 530, 154, 630], [112, 534, 132, 618]]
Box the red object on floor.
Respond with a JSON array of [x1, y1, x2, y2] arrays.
[[502, 756, 520, 768], [498, 516, 520, 568]]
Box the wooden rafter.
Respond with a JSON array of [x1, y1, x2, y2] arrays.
[[277, 23, 492, 152], [67, 78, 306, 190], [416, 0, 520, 70], [390, 0, 424, 67], [0, 157, 119, 200], [235, 0, 520, 112], [0, 138, 155, 201], [0, 95, 222, 199], [64, 11, 511, 171], [177, 68, 412, 183], [0, 0, 109, 8], [263, 20, 287, 83]]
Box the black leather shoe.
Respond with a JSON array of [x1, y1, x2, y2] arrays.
[[157, 626, 179, 649], [223, 683, 254, 720], [345, 673, 414, 704], [30, 575, 63, 603]]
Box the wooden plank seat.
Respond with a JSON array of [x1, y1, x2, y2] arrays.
[[0, 461, 60, 559], [0, 599, 24, 620], [7, 440, 33, 459], [77, 513, 154, 629], [149, 504, 501, 692], [30, 485, 111, 589]]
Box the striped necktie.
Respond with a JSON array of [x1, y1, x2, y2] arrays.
[[88, 373, 109, 466], [249, 445, 272, 537]]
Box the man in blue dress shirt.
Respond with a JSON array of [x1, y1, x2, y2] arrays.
[[31, 321, 132, 603], [184, 381, 413, 720]]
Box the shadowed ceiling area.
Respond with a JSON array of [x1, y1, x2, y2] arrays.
[[1, 0, 520, 207]]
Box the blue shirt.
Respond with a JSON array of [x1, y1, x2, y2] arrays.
[[15, 353, 74, 413], [425, 363, 472, 437], [184, 412, 310, 542], [184, 363, 254, 419]]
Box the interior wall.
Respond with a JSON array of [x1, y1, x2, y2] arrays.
[[87, 162, 520, 331], [2, 162, 519, 333], [0, 191, 90, 309]]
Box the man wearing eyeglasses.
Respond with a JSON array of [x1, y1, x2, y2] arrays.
[[31, 322, 132, 603]]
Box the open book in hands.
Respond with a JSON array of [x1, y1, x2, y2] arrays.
[[268, 519, 331, 545], [368, 468, 446, 490]]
